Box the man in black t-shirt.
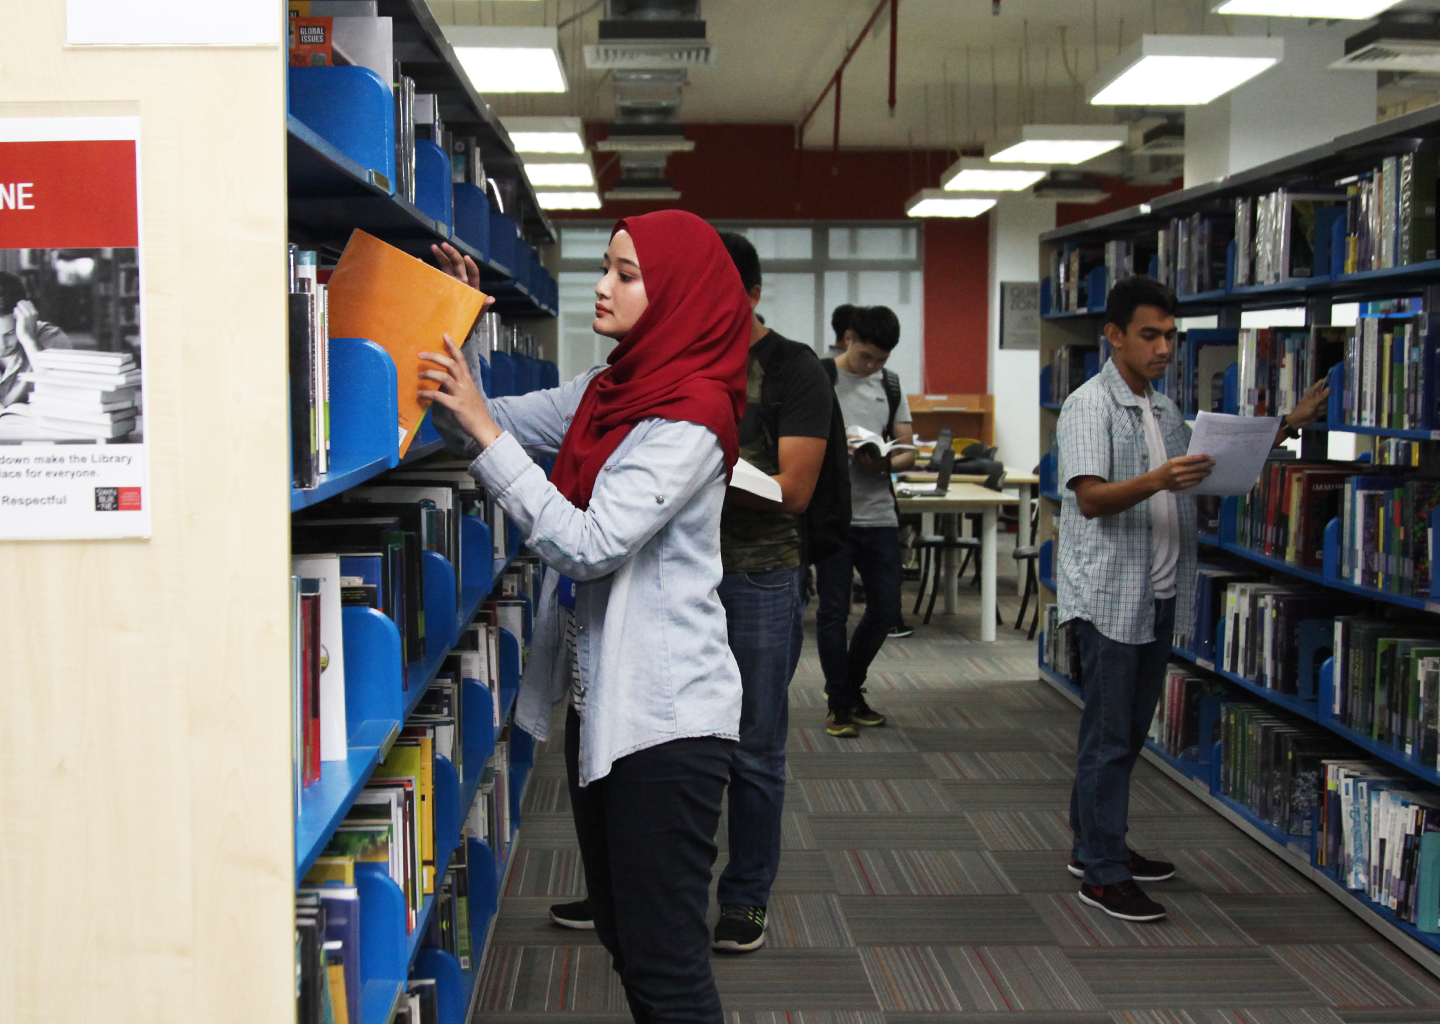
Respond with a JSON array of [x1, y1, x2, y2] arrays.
[[708, 232, 831, 953]]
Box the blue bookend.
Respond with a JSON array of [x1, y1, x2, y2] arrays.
[[412, 948, 468, 1024], [1322, 516, 1342, 581], [343, 605, 404, 736], [1318, 656, 1336, 720], [1039, 365, 1053, 406], [1295, 619, 1333, 701], [497, 627, 521, 728], [540, 359, 560, 390], [1038, 451, 1057, 498], [1038, 539, 1054, 590], [490, 211, 519, 275], [355, 863, 407, 1024], [1314, 206, 1344, 280], [1040, 276, 1052, 316], [432, 753, 461, 880], [1326, 362, 1345, 427], [466, 837, 499, 939], [422, 549, 459, 658], [1331, 213, 1350, 278], [1086, 265, 1109, 312], [462, 679, 496, 780], [451, 182, 490, 260], [288, 65, 395, 193], [294, 337, 401, 510], [1223, 362, 1239, 415], [489, 350, 515, 398], [459, 515, 495, 616], [414, 138, 453, 235]]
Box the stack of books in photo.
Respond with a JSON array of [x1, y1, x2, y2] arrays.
[[17, 349, 141, 440]]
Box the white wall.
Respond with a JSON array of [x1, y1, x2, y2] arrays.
[[1185, 23, 1376, 188], [988, 196, 1056, 471]]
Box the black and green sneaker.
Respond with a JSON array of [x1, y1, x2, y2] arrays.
[[825, 710, 859, 738], [850, 690, 886, 727], [713, 904, 767, 952]]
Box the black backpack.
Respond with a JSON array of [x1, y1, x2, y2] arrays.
[[755, 336, 851, 565]]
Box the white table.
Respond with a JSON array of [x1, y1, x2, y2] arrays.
[[895, 482, 1020, 642]]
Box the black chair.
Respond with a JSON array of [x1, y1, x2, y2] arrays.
[[1012, 471, 1042, 639]]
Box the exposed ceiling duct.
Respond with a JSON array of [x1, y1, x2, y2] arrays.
[[587, 2, 710, 201], [1332, 11, 1440, 74]]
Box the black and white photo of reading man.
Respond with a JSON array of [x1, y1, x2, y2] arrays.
[[0, 272, 70, 410]]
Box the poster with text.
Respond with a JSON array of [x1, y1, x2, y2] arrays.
[[0, 116, 149, 539]]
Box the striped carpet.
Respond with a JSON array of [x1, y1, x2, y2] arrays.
[[471, 557, 1440, 1024]]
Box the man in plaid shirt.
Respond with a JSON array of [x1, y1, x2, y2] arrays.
[[1057, 276, 1327, 922]]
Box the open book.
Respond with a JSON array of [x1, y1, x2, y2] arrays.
[[846, 425, 915, 458], [730, 457, 782, 503]]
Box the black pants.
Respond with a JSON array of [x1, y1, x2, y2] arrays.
[[565, 707, 732, 1023], [815, 526, 903, 713]]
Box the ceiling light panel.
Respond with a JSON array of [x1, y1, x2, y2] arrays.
[[905, 190, 998, 218], [986, 125, 1129, 165], [502, 115, 586, 154], [1213, 0, 1400, 17], [941, 159, 1047, 192], [443, 26, 568, 94], [537, 191, 602, 209], [525, 162, 595, 187], [1088, 35, 1282, 106]]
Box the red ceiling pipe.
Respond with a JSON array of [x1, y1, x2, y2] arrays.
[[797, 0, 899, 148]]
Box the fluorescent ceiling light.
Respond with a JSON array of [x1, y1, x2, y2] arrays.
[[1088, 34, 1282, 106], [987, 125, 1129, 165], [905, 190, 997, 218], [940, 158, 1047, 192], [525, 162, 595, 187], [1213, 0, 1399, 17], [537, 191, 602, 210], [503, 116, 585, 154], [442, 26, 568, 94]]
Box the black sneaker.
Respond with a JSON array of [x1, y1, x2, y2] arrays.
[[888, 621, 915, 638], [1077, 880, 1167, 922], [549, 899, 595, 930], [851, 691, 886, 727], [825, 710, 859, 738], [713, 904, 767, 952], [1067, 850, 1175, 882]]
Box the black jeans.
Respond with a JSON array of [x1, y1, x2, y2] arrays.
[[1068, 599, 1176, 886], [815, 526, 903, 713], [565, 707, 732, 1024]]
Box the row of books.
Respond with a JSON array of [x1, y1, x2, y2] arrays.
[[1378, 437, 1426, 467], [1231, 460, 1351, 572], [1047, 244, 1103, 315], [1232, 326, 1345, 421], [1158, 329, 1235, 417], [1219, 701, 1345, 838], [423, 859, 473, 973], [1336, 314, 1435, 432], [296, 885, 358, 1024], [1337, 154, 1439, 275], [1218, 580, 1344, 698], [1155, 211, 1232, 298], [1333, 617, 1440, 766], [1040, 604, 1080, 683], [467, 729, 514, 866], [289, 245, 331, 489], [1319, 760, 1440, 930], [1150, 667, 1222, 763], [1048, 344, 1098, 405]]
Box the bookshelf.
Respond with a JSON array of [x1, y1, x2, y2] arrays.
[[281, 2, 563, 1021], [1034, 102, 1440, 979]]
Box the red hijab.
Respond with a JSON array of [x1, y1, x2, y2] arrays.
[[549, 211, 750, 509]]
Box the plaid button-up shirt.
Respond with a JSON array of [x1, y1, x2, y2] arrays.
[[1056, 357, 1196, 645]]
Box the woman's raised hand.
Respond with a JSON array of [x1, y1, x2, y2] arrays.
[[432, 241, 482, 291], [419, 334, 503, 449]]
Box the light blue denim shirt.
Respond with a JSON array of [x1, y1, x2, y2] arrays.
[[1056, 357, 1196, 645], [435, 368, 741, 786]]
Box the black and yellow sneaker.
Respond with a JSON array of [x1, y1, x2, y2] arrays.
[[713, 904, 767, 952], [850, 691, 886, 727], [825, 710, 859, 738]]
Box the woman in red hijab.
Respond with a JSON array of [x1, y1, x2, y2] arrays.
[[423, 211, 749, 1022]]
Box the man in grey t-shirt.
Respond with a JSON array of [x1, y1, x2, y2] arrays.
[[815, 305, 915, 737]]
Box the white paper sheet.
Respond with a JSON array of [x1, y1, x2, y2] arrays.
[[1184, 411, 1282, 496], [67, 0, 282, 46], [731, 457, 782, 503]]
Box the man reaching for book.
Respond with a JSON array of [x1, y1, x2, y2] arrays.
[[1056, 275, 1328, 924]]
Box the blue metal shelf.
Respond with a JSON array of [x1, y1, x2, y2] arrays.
[[295, 718, 397, 882], [1169, 645, 1320, 723], [291, 338, 401, 511]]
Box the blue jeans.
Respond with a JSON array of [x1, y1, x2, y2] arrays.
[[815, 526, 902, 713], [1068, 599, 1176, 886], [716, 566, 804, 908]]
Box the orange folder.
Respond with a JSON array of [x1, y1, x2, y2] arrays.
[[327, 229, 487, 457]]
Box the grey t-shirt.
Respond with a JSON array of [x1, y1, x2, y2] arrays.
[[833, 365, 911, 528]]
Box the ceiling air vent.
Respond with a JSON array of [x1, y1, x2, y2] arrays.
[[1032, 174, 1111, 204], [1332, 13, 1440, 73], [585, 0, 715, 68]]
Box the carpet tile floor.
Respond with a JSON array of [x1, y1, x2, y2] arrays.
[[471, 570, 1440, 1023]]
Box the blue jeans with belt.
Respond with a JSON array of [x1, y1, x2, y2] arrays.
[[1068, 598, 1175, 886], [715, 566, 805, 908]]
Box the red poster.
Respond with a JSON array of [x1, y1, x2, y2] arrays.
[[0, 140, 138, 249]]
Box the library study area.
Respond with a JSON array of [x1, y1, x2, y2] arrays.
[[21, 1, 1440, 1022]]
